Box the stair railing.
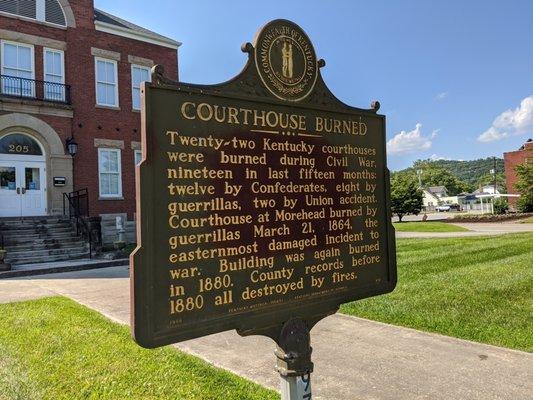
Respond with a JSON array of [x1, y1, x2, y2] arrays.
[[62, 188, 95, 259]]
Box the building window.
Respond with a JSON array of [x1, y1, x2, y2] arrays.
[[0, 0, 66, 26], [134, 149, 142, 166], [98, 148, 122, 198], [43, 48, 64, 101], [1, 41, 35, 97], [131, 65, 151, 110], [95, 58, 119, 107]]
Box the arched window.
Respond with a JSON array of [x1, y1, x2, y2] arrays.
[[0, 134, 43, 156], [0, 0, 66, 26]]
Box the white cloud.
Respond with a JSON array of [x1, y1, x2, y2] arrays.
[[477, 127, 508, 142], [429, 154, 451, 161], [387, 123, 433, 155], [435, 92, 448, 101], [478, 95, 533, 142]]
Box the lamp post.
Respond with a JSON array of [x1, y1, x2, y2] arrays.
[[66, 135, 78, 157], [65, 135, 78, 207]]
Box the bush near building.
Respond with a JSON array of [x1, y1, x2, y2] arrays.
[[515, 164, 533, 212], [493, 198, 509, 214]]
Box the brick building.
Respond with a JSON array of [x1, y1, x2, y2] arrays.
[[0, 0, 179, 225], [503, 139, 532, 208]]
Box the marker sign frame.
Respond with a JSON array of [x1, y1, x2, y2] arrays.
[[131, 19, 396, 348]]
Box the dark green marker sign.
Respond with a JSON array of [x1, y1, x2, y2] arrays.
[[131, 19, 396, 350]]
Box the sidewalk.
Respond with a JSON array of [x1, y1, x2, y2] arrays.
[[1, 266, 531, 400], [397, 222, 533, 238], [0, 258, 129, 279]]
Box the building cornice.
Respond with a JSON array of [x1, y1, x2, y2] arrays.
[[94, 21, 181, 50], [0, 99, 73, 118], [0, 29, 66, 50]]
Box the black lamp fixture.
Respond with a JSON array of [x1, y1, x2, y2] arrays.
[[66, 135, 78, 157]]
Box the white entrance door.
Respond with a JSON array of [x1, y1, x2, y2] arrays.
[[0, 161, 46, 217], [0, 164, 19, 216]]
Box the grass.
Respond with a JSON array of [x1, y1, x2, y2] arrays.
[[392, 221, 469, 232], [0, 297, 278, 400], [519, 216, 533, 223], [341, 233, 533, 352]]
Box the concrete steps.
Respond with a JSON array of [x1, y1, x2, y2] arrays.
[[9, 251, 90, 266], [2, 237, 86, 252], [7, 243, 88, 258], [0, 216, 90, 265], [4, 231, 78, 243]]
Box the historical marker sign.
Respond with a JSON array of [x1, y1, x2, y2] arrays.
[[131, 19, 396, 349]]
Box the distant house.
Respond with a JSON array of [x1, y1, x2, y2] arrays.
[[473, 185, 501, 195], [427, 186, 448, 198], [440, 195, 460, 205], [456, 193, 478, 211], [422, 186, 446, 211]]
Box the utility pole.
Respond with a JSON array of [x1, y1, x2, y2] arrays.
[[416, 169, 423, 188], [493, 156, 497, 195]]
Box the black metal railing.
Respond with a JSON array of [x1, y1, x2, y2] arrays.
[[63, 188, 89, 219], [63, 189, 96, 258], [0, 75, 71, 104]]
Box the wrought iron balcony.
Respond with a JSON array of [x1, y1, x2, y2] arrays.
[[0, 75, 71, 104]]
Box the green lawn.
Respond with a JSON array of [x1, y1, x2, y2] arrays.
[[519, 216, 533, 223], [393, 221, 469, 232], [0, 297, 278, 400], [341, 233, 533, 352]]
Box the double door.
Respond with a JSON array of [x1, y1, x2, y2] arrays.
[[0, 160, 46, 217]]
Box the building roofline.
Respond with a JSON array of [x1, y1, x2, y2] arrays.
[[94, 9, 181, 50]]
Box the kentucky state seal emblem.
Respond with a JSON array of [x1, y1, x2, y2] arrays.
[[254, 19, 318, 102]]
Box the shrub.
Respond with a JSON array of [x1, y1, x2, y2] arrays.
[[517, 195, 533, 213], [493, 198, 509, 214], [514, 164, 533, 212], [448, 213, 532, 222]]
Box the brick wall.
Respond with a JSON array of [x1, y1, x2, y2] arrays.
[[503, 141, 533, 207], [0, 0, 178, 220]]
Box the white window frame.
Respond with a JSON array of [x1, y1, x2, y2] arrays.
[[131, 64, 151, 111], [98, 148, 122, 198], [43, 47, 65, 101], [0, 0, 66, 27], [134, 149, 142, 166], [1, 40, 35, 97], [94, 57, 119, 107], [43, 47, 65, 84]]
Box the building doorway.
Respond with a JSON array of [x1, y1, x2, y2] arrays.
[[0, 133, 47, 217]]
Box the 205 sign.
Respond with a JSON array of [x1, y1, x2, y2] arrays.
[[8, 144, 30, 154]]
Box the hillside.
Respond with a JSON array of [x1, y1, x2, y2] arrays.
[[398, 158, 504, 186]]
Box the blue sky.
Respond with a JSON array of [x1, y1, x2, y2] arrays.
[[95, 0, 533, 170]]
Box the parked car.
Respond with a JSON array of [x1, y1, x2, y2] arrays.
[[436, 205, 451, 212]]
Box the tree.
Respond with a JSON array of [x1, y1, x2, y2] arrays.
[[514, 163, 533, 212], [412, 158, 504, 186], [390, 173, 423, 222]]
